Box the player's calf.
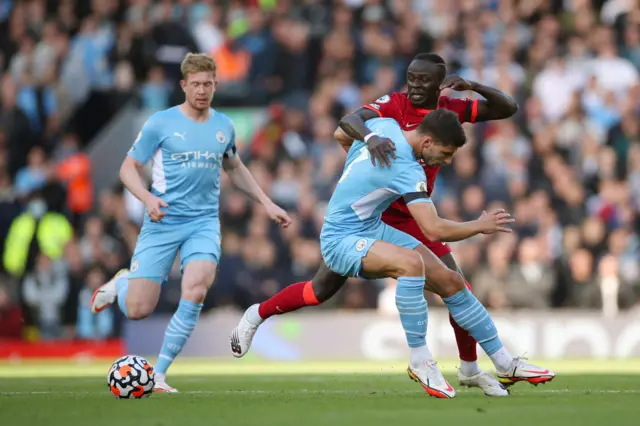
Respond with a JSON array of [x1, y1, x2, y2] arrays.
[[154, 260, 214, 378], [311, 264, 348, 302]]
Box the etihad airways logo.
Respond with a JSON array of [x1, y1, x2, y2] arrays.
[[171, 151, 223, 169]]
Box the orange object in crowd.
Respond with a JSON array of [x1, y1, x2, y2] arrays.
[[57, 152, 93, 214], [212, 42, 250, 83]]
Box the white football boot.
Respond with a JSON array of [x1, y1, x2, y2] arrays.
[[153, 373, 179, 393], [229, 304, 262, 358], [407, 361, 456, 399], [458, 370, 509, 396], [90, 269, 128, 313], [497, 357, 556, 387]]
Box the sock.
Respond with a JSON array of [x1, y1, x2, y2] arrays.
[[396, 276, 428, 354], [410, 342, 434, 367], [460, 360, 482, 376], [155, 299, 203, 375], [449, 282, 479, 362], [245, 304, 263, 326], [443, 287, 503, 358], [115, 273, 130, 318], [257, 281, 320, 320], [488, 346, 514, 373]]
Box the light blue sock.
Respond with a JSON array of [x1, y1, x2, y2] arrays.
[[115, 274, 130, 318], [155, 299, 203, 375], [443, 287, 503, 355], [396, 276, 428, 348]]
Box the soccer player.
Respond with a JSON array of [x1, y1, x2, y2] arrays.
[[231, 54, 555, 396], [90, 53, 292, 393], [240, 110, 513, 398]]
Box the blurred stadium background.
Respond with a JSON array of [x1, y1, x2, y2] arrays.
[[0, 0, 639, 367]]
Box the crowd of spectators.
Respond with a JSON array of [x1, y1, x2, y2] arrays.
[[1, 0, 639, 341]]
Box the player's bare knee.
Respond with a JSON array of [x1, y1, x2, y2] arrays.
[[126, 300, 154, 320], [182, 282, 208, 304], [396, 251, 424, 277], [436, 270, 465, 298]]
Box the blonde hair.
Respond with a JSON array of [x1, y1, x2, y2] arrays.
[[180, 53, 217, 80]]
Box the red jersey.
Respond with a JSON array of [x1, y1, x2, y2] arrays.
[[362, 92, 479, 219]]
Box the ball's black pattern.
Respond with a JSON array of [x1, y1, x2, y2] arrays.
[[107, 355, 155, 399]]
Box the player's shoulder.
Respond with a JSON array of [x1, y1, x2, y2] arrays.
[[374, 92, 408, 105], [145, 106, 181, 127], [365, 117, 415, 159], [210, 109, 234, 128], [365, 117, 402, 137]]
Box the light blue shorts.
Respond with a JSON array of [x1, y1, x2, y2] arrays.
[[320, 223, 421, 278], [129, 216, 221, 284]]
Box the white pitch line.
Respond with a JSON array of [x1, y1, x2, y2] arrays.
[[2, 389, 640, 396]]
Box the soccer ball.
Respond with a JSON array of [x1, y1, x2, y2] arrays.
[[107, 355, 155, 399]]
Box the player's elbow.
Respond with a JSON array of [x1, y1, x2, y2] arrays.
[[504, 100, 518, 117], [424, 231, 442, 242], [418, 224, 441, 242], [333, 126, 346, 141], [496, 98, 518, 119], [119, 159, 132, 182], [119, 157, 141, 182], [337, 114, 357, 134]]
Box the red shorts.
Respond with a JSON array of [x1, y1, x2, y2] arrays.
[[381, 213, 452, 258]]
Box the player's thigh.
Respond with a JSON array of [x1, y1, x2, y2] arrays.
[[413, 244, 465, 298], [311, 263, 348, 302], [129, 222, 182, 285], [180, 218, 220, 298], [361, 241, 424, 279], [126, 278, 162, 318]]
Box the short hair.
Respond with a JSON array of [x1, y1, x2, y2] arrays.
[[413, 53, 445, 64], [417, 109, 466, 148], [180, 53, 217, 80]]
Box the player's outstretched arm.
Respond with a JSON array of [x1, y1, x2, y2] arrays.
[[222, 156, 292, 228], [406, 200, 514, 242], [440, 75, 518, 121], [335, 108, 396, 167]]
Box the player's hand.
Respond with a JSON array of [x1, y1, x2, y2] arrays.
[[440, 75, 474, 92], [144, 194, 168, 222], [477, 209, 515, 234], [366, 135, 396, 168], [265, 202, 292, 228]]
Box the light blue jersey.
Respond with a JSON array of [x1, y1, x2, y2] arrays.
[[127, 106, 233, 283], [128, 106, 236, 223], [320, 118, 432, 277]]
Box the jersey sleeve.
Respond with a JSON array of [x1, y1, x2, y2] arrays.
[[362, 93, 403, 122], [128, 117, 162, 164], [440, 97, 479, 123], [390, 163, 432, 205], [223, 126, 237, 159]]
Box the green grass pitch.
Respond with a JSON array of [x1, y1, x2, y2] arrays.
[[1, 359, 639, 426]]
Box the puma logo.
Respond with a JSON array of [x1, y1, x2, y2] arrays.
[[173, 132, 186, 141]]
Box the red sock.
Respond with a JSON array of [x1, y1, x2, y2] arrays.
[[258, 281, 320, 320], [449, 281, 478, 362]]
